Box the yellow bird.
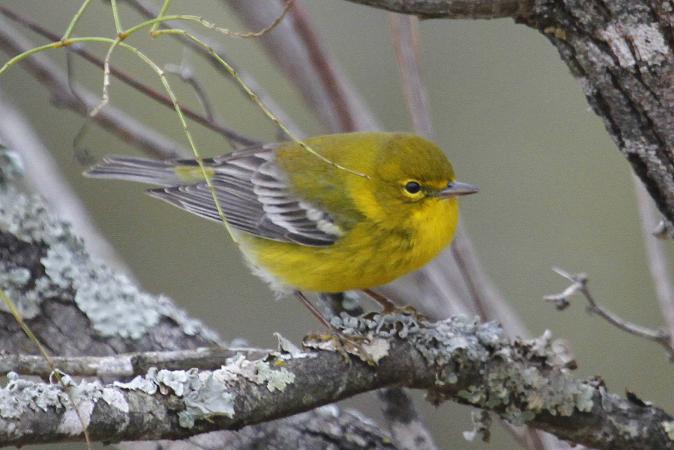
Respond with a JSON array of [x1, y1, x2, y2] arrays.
[[86, 132, 477, 317]]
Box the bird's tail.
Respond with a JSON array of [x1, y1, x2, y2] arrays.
[[84, 156, 182, 186]]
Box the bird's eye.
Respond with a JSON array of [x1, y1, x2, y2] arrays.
[[404, 181, 422, 194]]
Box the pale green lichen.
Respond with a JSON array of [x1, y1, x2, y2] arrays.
[[220, 353, 295, 393], [332, 313, 597, 426], [179, 370, 236, 428], [0, 186, 217, 340], [662, 420, 674, 441], [0, 147, 24, 187], [115, 354, 297, 428], [253, 360, 295, 392], [0, 371, 112, 436], [115, 366, 237, 429]]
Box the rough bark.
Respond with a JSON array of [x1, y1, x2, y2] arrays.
[[342, 0, 533, 19]]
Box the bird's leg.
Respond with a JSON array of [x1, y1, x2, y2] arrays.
[[294, 290, 334, 329], [362, 288, 425, 319], [362, 288, 398, 313], [294, 290, 372, 363]]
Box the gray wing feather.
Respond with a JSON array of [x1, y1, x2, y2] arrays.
[[147, 146, 342, 246]]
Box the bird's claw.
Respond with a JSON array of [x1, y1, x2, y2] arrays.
[[382, 304, 428, 322], [303, 331, 377, 366]]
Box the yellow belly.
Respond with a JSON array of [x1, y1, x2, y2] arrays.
[[239, 198, 459, 293]]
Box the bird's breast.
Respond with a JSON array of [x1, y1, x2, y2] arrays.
[[239, 198, 459, 293]]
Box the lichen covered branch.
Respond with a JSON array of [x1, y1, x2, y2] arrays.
[[0, 312, 672, 448]]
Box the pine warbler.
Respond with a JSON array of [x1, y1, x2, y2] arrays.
[[86, 132, 477, 298]]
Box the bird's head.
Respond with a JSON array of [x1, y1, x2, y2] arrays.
[[368, 134, 478, 214]]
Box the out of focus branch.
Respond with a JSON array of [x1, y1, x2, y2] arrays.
[[0, 5, 257, 149], [0, 16, 186, 160], [0, 89, 132, 274], [224, 0, 381, 132], [127, 0, 305, 139], [634, 178, 674, 353]]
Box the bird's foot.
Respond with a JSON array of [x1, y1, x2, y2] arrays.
[[303, 330, 380, 366], [381, 303, 428, 322], [362, 289, 428, 321]]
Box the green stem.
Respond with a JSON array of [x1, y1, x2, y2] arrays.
[[61, 0, 93, 40], [111, 0, 124, 35], [150, 0, 173, 34]]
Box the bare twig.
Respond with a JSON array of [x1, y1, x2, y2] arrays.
[[223, 0, 381, 132], [165, 55, 217, 122], [634, 177, 674, 352], [127, 0, 304, 139], [0, 17, 187, 160], [389, 14, 434, 139], [342, 0, 533, 19], [545, 268, 674, 359], [0, 5, 258, 148]]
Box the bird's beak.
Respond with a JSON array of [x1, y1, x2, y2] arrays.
[[436, 180, 479, 198]]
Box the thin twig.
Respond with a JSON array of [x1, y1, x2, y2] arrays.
[[0, 346, 271, 378], [0, 5, 258, 148], [224, 0, 381, 132], [545, 268, 674, 359], [165, 56, 217, 122], [128, 0, 305, 139], [389, 14, 434, 139], [0, 16, 187, 159], [634, 176, 674, 352]]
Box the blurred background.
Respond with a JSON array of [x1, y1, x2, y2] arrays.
[[1, 0, 673, 448]]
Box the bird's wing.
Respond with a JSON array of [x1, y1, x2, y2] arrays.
[[147, 145, 343, 246]]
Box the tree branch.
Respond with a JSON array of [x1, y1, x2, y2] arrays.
[[545, 268, 674, 359], [0, 89, 132, 276], [0, 16, 187, 160], [0, 313, 671, 448], [223, 0, 381, 133], [342, 0, 533, 19]]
